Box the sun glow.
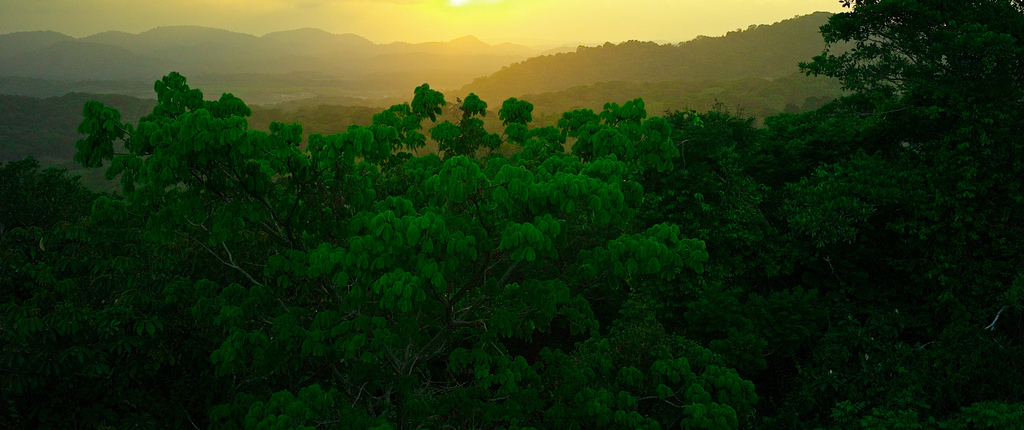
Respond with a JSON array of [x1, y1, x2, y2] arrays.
[[0, 0, 849, 46], [447, 0, 502, 7]]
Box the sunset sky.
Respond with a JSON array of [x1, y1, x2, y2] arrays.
[[0, 0, 845, 45]]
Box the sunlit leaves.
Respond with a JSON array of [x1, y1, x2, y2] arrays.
[[561, 99, 678, 172]]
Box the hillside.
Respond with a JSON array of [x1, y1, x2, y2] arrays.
[[461, 12, 836, 103], [509, 72, 843, 126], [0, 13, 839, 106], [0, 30, 74, 57], [0, 40, 171, 81]]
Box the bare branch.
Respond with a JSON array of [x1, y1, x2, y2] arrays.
[[986, 306, 1008, 330]]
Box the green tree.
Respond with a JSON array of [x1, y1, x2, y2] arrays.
[[429, 93, 502, 158], [797, 0, 1024, 324], [55, 72, 757, 429], [1, 157, 223, 428], [754, 1, 1024, 427], [0, 158, 97, 233]]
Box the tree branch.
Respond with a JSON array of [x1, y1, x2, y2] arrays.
[[986, 305, 1008, 330]]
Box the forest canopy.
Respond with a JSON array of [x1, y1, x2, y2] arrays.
[[3, 1, 1024, 429]]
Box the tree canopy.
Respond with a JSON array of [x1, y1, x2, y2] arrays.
[[4, 1, 1024, 429], [5, 70, 760, 429]]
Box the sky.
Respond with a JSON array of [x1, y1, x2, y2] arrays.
[[0, 0, 845, 45]]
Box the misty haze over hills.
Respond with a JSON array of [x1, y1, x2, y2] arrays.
[[461, 13, 836, 103], [0, 27, 547, 103], [0, 13, 836, 105], [1, 12, 844, 188]]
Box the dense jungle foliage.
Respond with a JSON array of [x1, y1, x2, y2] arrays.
[[3, 1, 1024, 428]]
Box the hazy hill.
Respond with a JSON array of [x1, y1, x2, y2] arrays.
[[384, 35, 538, 57], [259, 28, 376, 56], [0, 11, 848, 185], [0, 40, 170, 81], [0, 30, 74, 57], [82, 26, 259, 51], [0, 76, 154, 99], [0, 13, 838, 105], [0, 27, 544, 103], [513, 72, 843, 126], [461, 12, 836, 103]]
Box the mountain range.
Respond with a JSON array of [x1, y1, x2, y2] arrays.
[[460, 12, 837, 104], [0, 28, 548, 103], [0, 13, 837, 105], [1, 12, 845, 188]]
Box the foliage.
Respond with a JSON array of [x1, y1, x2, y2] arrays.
[[6, 2, 1024, 428], [430, 92, 502, 158], [795, 0, 1024, 315], [1, 158, 221, 428], [0, 93, 154, 165], [0, 71, 768, 429], [753, 0, 1024, 427], [0, 158, 98, 233], [247, 103, 379, 139]]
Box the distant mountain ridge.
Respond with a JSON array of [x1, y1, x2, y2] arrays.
[[0, 30, 74, 57], [0, 27, 543, 102], [0, 12, 842, 114], [0, 12, 847, 192], [1, 40, 171, 81], [461, 12, 837, 103]]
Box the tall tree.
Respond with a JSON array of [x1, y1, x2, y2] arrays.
[[763, 0, 1024, 426], [51, 72, 759, 429]]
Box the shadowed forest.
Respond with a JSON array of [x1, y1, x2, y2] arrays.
[[3, 1, 1024, 429]]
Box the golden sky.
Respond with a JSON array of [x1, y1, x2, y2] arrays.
[[0, 0, 845, 45]]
